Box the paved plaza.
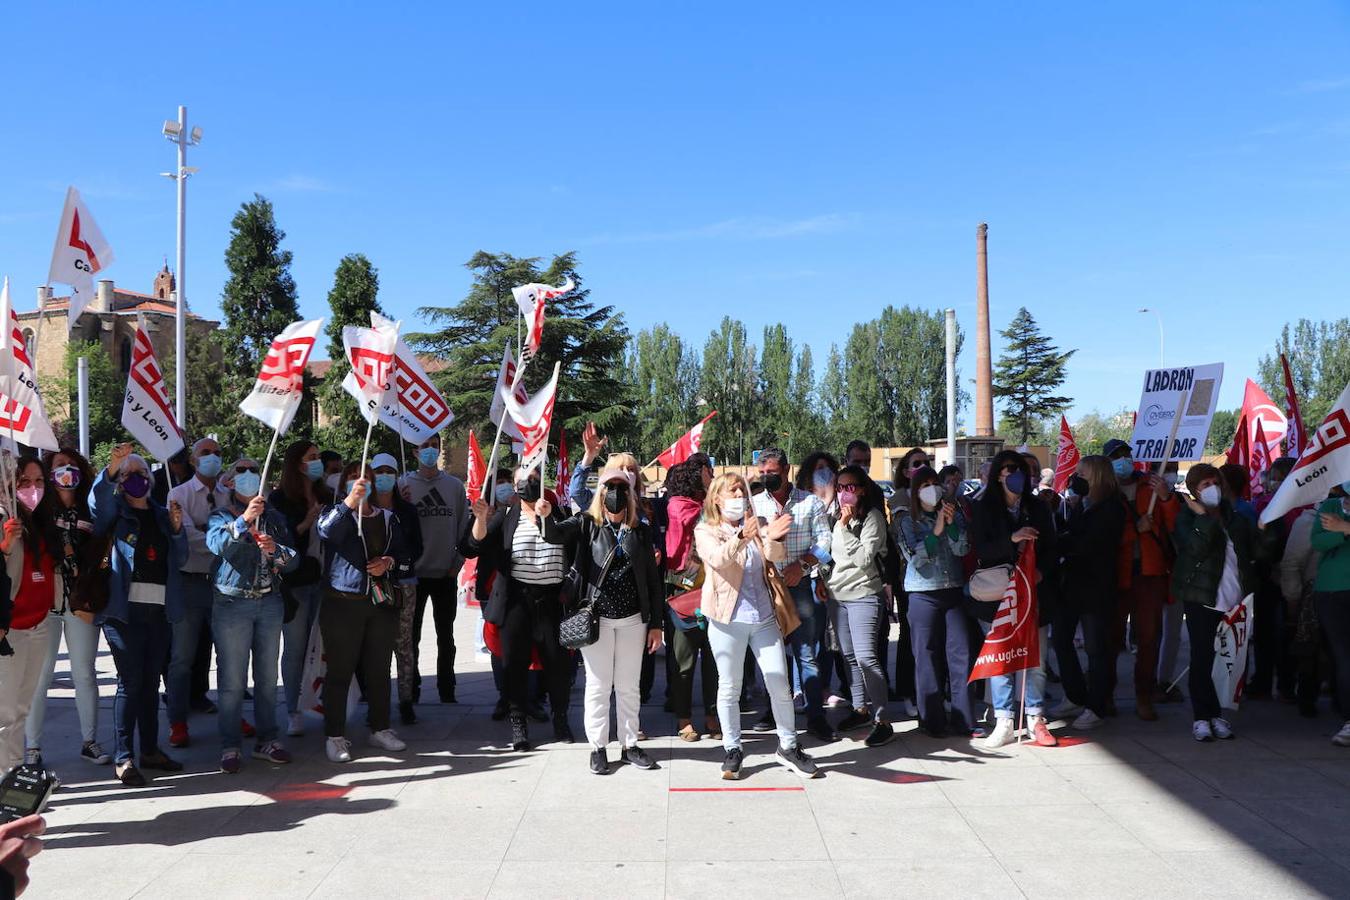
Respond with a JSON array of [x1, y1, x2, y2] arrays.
[[24, 611, 1350, 900]]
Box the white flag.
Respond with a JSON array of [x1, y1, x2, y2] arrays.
[[0, 278, 58, 451], [121, 319, 183, 461], [239, 318, 324, 434], [48, 187, 114, 330], [489, 344, 529, 447], [500, 362, 560, 474], [340, 319, 400, 425], [352, 311, 454, 443], [1259, 378, 1350, 525], [1212, 594, 1255, 710], [511, 277, 573, 359]]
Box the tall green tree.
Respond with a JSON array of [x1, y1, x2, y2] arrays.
[[1073, 407, 1135, 456], [756, 324, 794, 455], [627, 324, 699, 461], [993, 307, 1075, 443], [411, 251, 631, 461], [1257, 318, 1350, 429], [41, 340, 122, 456], [841, 320, 888, 445], [818, 343, 848, 452], [788, 344, 827, 461], [1207, 409, 1240, 455], [697, 317, 758, 465]]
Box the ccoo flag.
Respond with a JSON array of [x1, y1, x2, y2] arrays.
[[1259, 378, 1350, 525], [657, 411, 717, 469], [340, 319, 400, 424], [239, 318, 324, 434], [48, 187, 115, 330], [121, 318, 184, 461], [1052, 415, 1080, 494], [511, 278, 574, 360], [968, 542, 1041, 681]]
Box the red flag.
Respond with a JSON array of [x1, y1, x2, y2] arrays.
[[556, 430, 572, 506], [1226, 414, 1249, 469], [1239, 379, 1288, 455], [1052, 415, 1080, 493], [657, 411, 717, 469], [1249, 418, 1272, 497], [1281, 354, 1307, 458], [465, 430, 487, 500], [969, 542, 1041, 681]]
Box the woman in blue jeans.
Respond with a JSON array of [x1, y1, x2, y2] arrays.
[[898, 465, 980, 739], [207, 457, 300, 774], [91, 443, 188, 787]]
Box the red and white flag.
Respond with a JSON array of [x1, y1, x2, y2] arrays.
[[340, 318, 401, 424], [511, 278, 574, 360], [489, 344, 529, 449], [556, 430, 572, 507], [1226, 414, 1249, 470], [500, 362, 560, 475], [1249, 418, 1272, 496], [0, 278, 58, 451], [1213, 594, 1255, 709], [657, 411, 717, 469], [1239, 379, 1288, 456], [239, 318, 324, 434], [1052, 415, 1080, 494], [121, 318, 183, 461], [355, 311, 453, 443], [465, 429, 487, 500], [969, 542, 1041, 681], [1260, 378, 1350, 525], [48, 187, 115, 330], [1281, 354, 1307, 459]]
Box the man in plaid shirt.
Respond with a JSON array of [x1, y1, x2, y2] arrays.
[[751, 448, 835, 742]]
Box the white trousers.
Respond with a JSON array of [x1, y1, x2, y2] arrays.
[[580, 614, 645, 750], [0, 618, 53, 771]]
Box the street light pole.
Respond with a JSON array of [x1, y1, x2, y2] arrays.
[[163, 106, 202, 427], [1138, 308, 1164, 367]]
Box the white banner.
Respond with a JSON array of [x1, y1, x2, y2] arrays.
[[1127, 363, 1224, 462], [1260, 378, 1350, 525], [239, 318, 324, 434], [48, 187, 114, 329], [489, 344, 528, 447], [121, 320, 184, 461]]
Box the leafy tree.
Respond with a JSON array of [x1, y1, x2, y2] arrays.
[[697, 317, 758, 465], [993, 307, 1076, 443], [788, 344, 827, 462], [162, 328, 246, 451], [411, 252, 631, 462], [1257, 318, 1350, 429], [627, 324, 699, 462], [997, 414, 1054, 448], [756, 324, 794, 456], [41, 340, 122, 452], [1072, 407, 1135, 455], [1207, 409, 1239, 456], [840, 320, 888, 445], [818, 343, 848, 452]]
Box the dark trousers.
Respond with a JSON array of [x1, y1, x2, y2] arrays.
[[1250, 579, 1291, 696], [320, 594, 398, 736], [500, 583, 571, 716], [192, 615, 212, 700], [1113, 574, 1167, 698], [1315, 591, 1350, 718], [670, 621, 717, 719], [1055, 594, 1115, 716], [103, 603, 172, 764], [892, 589, 916, 700], [413, 576, 458, 699], [908, 588, 978, 733], [1185, 604, 1225, 721]]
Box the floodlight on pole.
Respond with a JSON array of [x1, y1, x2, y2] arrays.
[[161, 105, 201, 426]]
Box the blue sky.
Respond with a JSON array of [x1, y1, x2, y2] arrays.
[[3, 3, 1348, 425]]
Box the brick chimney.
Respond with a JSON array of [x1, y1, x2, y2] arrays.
[[975, 223, 994, 437]]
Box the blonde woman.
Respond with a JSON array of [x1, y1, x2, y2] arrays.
[[694, 474, 821, 780], [536, 468, 664, 775]]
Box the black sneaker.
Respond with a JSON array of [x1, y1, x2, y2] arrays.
[[751, 712, 776, 733], [864, 722, 895, 748], [590, 748, 609, 775], [721, 748, 744, 780], [776, 744, 821, 779], [836, 709, 872, 732], [806, 719, 837, 743], [190, 696, 218, 715], [491, 698, 509, 721], [398, 701, 418, 726], [509, 714, 530, 752], [622, 746, 660, 770], [553, 714, 575, 744]]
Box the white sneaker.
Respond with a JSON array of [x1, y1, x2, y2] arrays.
[[287, 712, 305, 737], [984, 719, 1016, 748], [326, 736, 352, 763], [1332, 721, 1350, 747], [1072, 709, 1104, 730], [369, 729, 407, 752], [1192, 720, 1214, 742], [1210, 718, 1234, 740], [1050, 698, 1084, 719]]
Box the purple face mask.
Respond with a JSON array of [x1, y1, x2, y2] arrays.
[[121, 472, 151, 499]]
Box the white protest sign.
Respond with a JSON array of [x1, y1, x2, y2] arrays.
[[1128, 363, 1224, 462]]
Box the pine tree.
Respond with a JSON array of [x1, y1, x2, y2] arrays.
[[697, 317, 757, 465], [220, 195, 301, 377], [992, 307, 1076, 443]]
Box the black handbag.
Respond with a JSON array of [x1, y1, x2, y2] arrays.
[[558, 529, 618, 650]]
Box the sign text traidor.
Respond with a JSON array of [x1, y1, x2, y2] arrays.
[[1128, 363, 1224, 462]]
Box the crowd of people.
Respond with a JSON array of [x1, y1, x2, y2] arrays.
[[0, 423, 1347, 790]]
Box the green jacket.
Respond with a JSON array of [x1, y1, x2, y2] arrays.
[[1171, 502, 1257, 607], [1310, 498, 1350, 593]]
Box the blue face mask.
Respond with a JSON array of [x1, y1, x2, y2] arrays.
[[345, 480, 361, 497], [304, 459, 325, 481], [812, 468, 834, 489], [418, 446, 440, 468], [375, 473, 398, 494], [233, 471, 262, 498], [1004, 471, 1027, 495], [195, 453, 223, 478], [1111, 458, 1134, 479]]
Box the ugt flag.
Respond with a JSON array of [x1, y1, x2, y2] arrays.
[[121, 318, 184, 461], [969, 542, 1041, 681], [239, 318, 324, 434], [489, 344, 530, 450], [1052, 415, 1080, 494], [556, 430, 572, 507], [465, 429, 487, 500], [500, 362, 560, 475], [1213, 594, 1255, 710], [1239, 379, 1288, 455], [340, 319, 400, 424], [1282, 354, 1307, 458], [657, 411, 717, 469], [0, 278, 59, 451], [1260, 378, 1350, 525], [511, 278, 574, 360], [357, 311, 453, 443], [48, 187, 114, 330], [1249, 418, 1272, 497]]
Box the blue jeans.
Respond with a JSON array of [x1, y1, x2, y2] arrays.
[[213, 592, 284, 750], [281, 583, 322, 714], [103, 603, 172, 764], [785, 579, 826, 725], [990, 625, 1050, 719], [167, 574, 214, 724]]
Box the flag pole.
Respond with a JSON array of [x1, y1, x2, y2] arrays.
[[1017, 669, 1027, 746], [257, 423, 282, 497]]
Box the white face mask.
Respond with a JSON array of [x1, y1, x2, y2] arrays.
[[918, 484, 942, 511], [1199, 484, 1222, 508], [722, 497, 746, 523]]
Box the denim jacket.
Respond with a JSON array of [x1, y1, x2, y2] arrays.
[[89, 471, 189, 625], [206, 499, 300, 599], [317, 503, 412, 596], [898, 509, 969, 592]]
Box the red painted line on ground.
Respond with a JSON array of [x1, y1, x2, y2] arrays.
[[265, 783, 353, 802], [669, 787, 806, 792], [887, 773, 939, 784]]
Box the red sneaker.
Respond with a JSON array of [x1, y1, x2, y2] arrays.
[[1032, 717, 1058, 747], [168, 722, 189, 748], [241, 719, 256, 738]]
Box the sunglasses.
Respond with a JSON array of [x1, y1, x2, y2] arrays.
[[837, 483, 862, 491], [235, 465, 260, 474]]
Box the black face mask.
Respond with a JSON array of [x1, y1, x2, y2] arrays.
[[1069, 476, 1090, 498], [517, 479, 542, 503], [762, 473, 784, 493], [604, 484, 629, 514]]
